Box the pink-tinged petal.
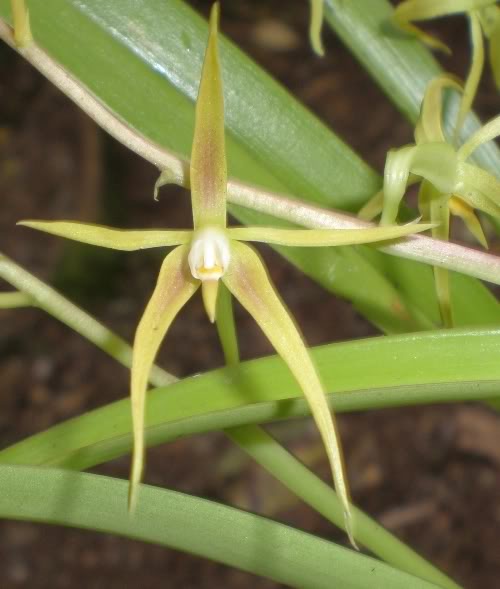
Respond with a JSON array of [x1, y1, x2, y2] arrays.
[[18, 220, 191, 250], [129, 245, 199, 510], [223, 241, 356, 547], [190, 2, 227, 230]]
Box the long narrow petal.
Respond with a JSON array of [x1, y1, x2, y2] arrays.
[[19, 221, 191, 250], [223, 241, 356, 547], [393, 0, 492, 52], [457, 113, 500, 160], [449, 196, 488, 248], [455, 11, 484, 137], [394, 0, 494, 21], [358, 189, 384, 221], [190, 2, 226, 230], [457, 162, 500, 217], [415, 75, 462, 143], [227, 223, 434, 247], [129, 246, 199, 510], [309, 0, 325, 56]]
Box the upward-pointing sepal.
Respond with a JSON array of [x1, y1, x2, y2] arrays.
[[190, 2, 227, 230]]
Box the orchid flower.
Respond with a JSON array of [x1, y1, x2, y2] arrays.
[[361, 74, 500, 326], [393, 0, 500, 133], [19, 3, 432, 545]]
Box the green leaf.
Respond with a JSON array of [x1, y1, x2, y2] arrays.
[[0, 466, 444, 589], [2, 327, 499, 471]]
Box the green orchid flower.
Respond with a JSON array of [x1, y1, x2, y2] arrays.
[[393, 0, 500, 133], [361, 74, 500, 326], [19, 2, 432, 545]]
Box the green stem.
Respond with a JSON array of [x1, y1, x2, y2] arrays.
[[0, 252, 174, 386]]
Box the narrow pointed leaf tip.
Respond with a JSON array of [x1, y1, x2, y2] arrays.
[[190, 2, 227, 230], [223, 241, 356, 547]]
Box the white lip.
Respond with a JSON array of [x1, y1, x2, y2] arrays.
[[188, 228, 231, 281]]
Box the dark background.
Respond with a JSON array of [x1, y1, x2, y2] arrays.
[[1, 1, 499, 587]]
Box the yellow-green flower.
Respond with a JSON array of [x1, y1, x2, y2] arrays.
[[394, 0, 500, 132], [19, 2, 431, 545], [361, 74, 500, 325]]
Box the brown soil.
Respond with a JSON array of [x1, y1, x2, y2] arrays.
[[0, 1, 499, 588]]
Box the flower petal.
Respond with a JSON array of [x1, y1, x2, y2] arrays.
[[309, 0, 325, 56], [381, 142, 457, 225], [190, 2, 226, 230], [358, 189, 384, 221], [129, 245, 199, 510], [457, 113, 500, 160], [449, 196, 488, 248], [456, 162, 500, 217], [393, 0, 493, 52], [18, 221, 191, 250], [227, 223, 434, 247], [414, 75, 462, 144], [455, 11, 484, 136], [223, 241, 356, 547]]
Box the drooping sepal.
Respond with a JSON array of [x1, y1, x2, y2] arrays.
[[190, 2, 227, 230], [223, 240, 357, 547], [129, 245, 199, 511]]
